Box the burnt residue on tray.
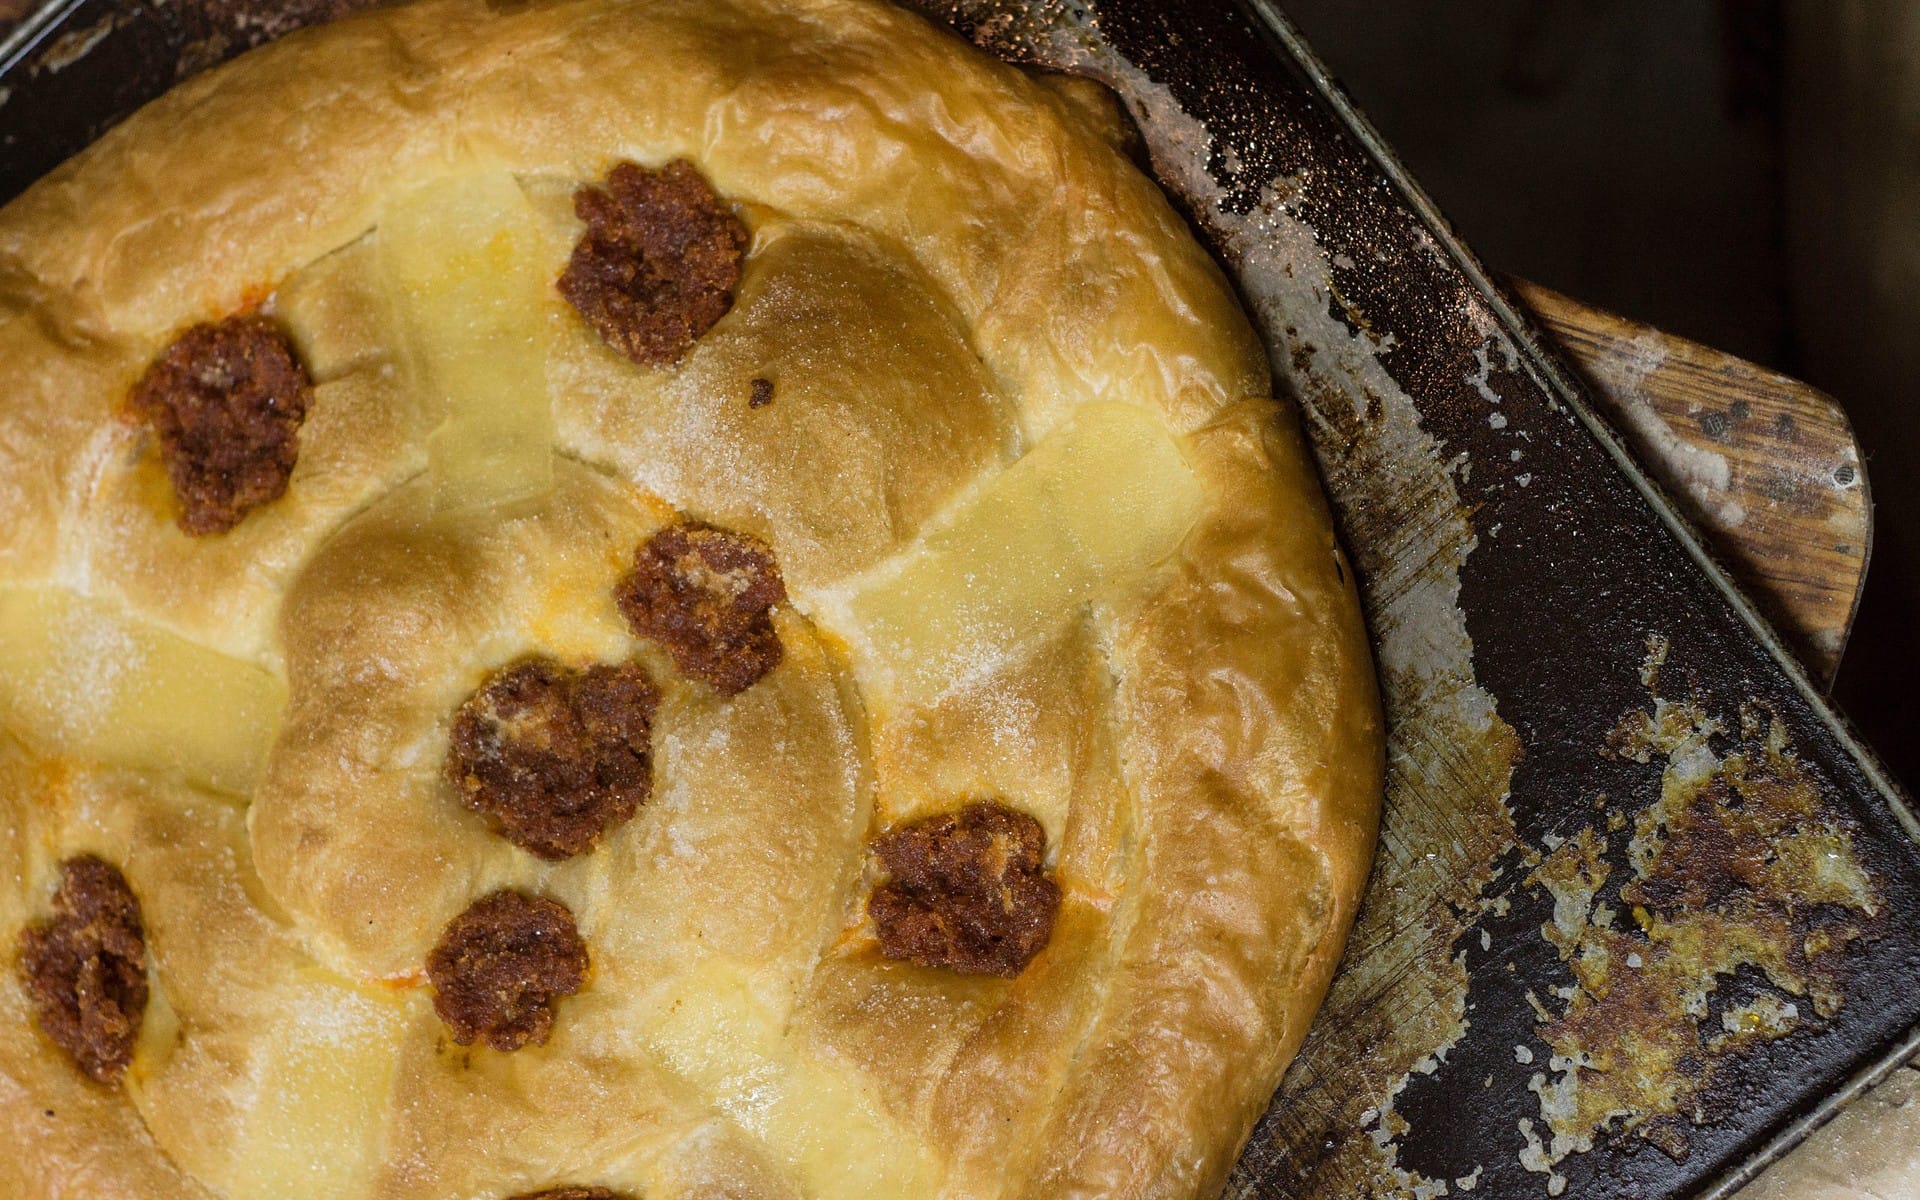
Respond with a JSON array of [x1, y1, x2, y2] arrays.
[[1495, 638, 1882, 1188]]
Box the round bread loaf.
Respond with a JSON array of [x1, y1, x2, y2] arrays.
[[0, 1, 1383, 1197]]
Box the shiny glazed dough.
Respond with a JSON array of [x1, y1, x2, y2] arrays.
[[0, 1, 1384, 1197]]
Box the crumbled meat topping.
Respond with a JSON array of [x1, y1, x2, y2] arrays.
[[447, 658, 660, 860], [616, 522, 786, 696], [748, 377, 775, 408], [128, 315, 313, 535], [427, 891, 589, 1052], [868, 802, 1061, 978], [18, 856, 149, 1085], [558, 159, 749, 366]]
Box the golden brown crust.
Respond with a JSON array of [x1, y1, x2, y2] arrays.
[[0, 1, 1383, 1197]]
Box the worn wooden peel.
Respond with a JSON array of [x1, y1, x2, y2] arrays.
[[1515, 280, 1869, 689]]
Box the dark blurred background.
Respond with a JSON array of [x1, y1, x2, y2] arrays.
[[1282, 0, 1917, 787]]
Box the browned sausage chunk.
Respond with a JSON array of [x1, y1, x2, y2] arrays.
[[128, 316, 313, 535], [616, 522, 786, 696], [427, 891, 588, 1052], [447, 658, 660, 861], [867, 803, 1061, 979], [558, 159, 749, 367], [17, 856, 148, 1085], [506, 1189, 632, 1200]]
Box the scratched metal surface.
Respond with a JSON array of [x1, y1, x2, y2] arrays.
[[3, 2, 1920, 1198], [0, 0, 382, 200]]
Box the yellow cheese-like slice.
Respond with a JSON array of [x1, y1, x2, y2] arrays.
[[377, 171, 555, 512], [139, 970, 412, 1200], [644, 958, 933, 1199], [842, 402, 1205, 702], [0, 588, 287, 794]]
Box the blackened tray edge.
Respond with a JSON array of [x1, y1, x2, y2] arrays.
[[0, 0, 85, 76]]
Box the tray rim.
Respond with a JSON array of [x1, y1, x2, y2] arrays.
[[0, 0, 88, 79]]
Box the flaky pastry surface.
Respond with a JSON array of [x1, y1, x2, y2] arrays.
[[0, 1, 1383, 1197]]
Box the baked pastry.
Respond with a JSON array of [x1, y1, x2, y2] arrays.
[[0, 0, 1383, 1196]]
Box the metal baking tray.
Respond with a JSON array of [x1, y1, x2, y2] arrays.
[[4, 2, 1919, 1197]]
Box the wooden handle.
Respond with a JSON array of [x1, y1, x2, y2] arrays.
[[1513, 279, 1870, 688]]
